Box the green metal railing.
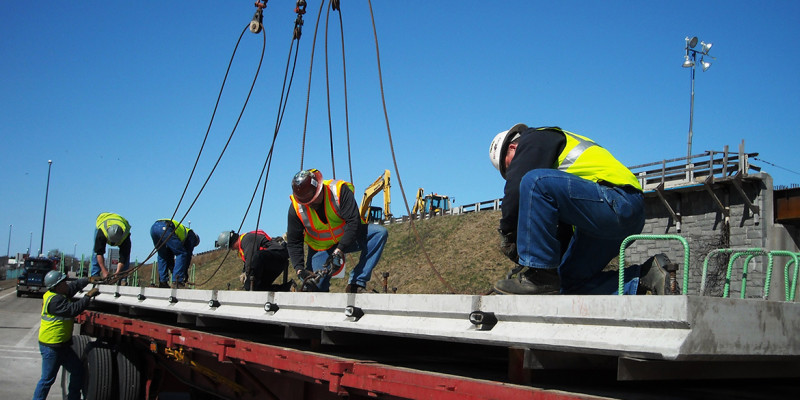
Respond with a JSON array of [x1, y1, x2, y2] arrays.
[[618, 234, 690, 295]]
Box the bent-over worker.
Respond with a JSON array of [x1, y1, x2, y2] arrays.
[[150, 219, 200, 288], [216, 230, 292, 291], [91, 212, 131, 280]]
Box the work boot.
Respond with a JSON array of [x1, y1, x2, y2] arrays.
[[638, 253, 681, 295], [494, 267, 560, 295], [345, 283, 367, 293], [171, 281, 186, 289], [158, 281, 170, 288]]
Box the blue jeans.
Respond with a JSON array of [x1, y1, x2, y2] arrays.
[[33, 343, 83, 400], [307, 224, 388, 291], [90, 228, 130, 277], [150, 221, 196, 283], [516, 169, 645, 294]]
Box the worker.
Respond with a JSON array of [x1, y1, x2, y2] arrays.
[[215, 230, 293, 291], [287, 169, 388, 293], [33, 270, 100, 400], [91, 212, 131, 281], [150, 219, 200, 288], [489, 123, 674, 295]]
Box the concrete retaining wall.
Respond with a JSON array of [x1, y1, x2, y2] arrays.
[[625, 173, 799, 300]]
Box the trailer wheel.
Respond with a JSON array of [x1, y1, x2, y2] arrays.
[[116, 345, 143, 400], [60, 335, 93, 399], [85, 342, 114, 400]]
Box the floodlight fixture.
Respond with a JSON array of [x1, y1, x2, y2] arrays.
[[681, 35, 716, 165]]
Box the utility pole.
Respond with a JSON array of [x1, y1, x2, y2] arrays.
[[40, 160, 52, 257]]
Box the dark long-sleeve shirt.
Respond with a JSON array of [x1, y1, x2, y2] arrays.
[[287, 184, 364, 270], [239, 231, 287, 272], [500, 127, 566, 234], [46, 278, 91, 319]]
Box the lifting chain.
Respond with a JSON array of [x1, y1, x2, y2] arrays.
[[293, 0, 307, 39]]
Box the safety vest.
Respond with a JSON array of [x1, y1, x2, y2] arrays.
[[236, 230, 272, 262], [290, 180, 363, 251], [38, 291, 73, 345], [540, 127, 642, 190], [157, 219, 190, 242], [96, 212, 131, 246]]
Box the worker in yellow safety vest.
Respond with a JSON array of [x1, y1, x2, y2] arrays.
[[91, 212, 131, 279], [489, 123, 676, 295], [286, 169, 388, 293], [150, 219, 200, 288], [33, 271, 100, 400]]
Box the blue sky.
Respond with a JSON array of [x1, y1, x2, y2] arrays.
[[2, 1, 799, 262]]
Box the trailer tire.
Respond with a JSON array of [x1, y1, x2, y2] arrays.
[[85, 342, 114, 400], [60, 335, 93, 399], [116, 345, 143, 400]]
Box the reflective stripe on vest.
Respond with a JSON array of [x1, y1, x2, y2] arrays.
[[538, 128, 642, 190], [96, 212, 131, 246], [38, 291, 73, 344], [157, 219, 189, 242], [558, 131, 598, 171], [290, 180, 353, 251], [237, 230, 272, 262]]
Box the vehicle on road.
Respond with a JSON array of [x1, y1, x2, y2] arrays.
[[16, 257, 57, 297]]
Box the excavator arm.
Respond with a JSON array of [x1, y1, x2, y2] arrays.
[[360, 170, 392, 220]]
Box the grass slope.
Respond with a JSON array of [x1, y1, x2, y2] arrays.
[[183, 210, 511, 294]]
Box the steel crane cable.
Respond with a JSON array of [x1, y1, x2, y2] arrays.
[[365, 0, 456, 294], [323, 0, 353, 182], [197, 5, 308, 288], [103, 25, 267, 286], [299, 0, 326, 171], [296, 0, 455, 293]]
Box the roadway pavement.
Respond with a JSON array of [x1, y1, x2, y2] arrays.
[[0, 278, 66, 400]]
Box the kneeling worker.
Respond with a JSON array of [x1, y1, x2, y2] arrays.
[[287, 169, 388, 293], [33, 271, 100, 400], [216, 230, 293, 291], [150, 219, 200, 288], [489, 123, 675, 295]]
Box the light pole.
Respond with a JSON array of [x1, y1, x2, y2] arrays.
[[40, 160, 52, 257], [28, 232, 32, 255], [682, 36, 714, 167], [6, 224, 11, 257], [74, 243, 77, 257]]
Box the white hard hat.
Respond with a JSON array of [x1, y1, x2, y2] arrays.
[[489, 123, 528, 179]]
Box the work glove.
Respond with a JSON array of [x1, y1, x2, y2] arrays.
[[296, 269, 312, 281], [326, 249, 345, 270], [498, 229, 518, 263], [239, 273, 247, 284], [86, 287, 100, 298], [89, 276, 103, 283]]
